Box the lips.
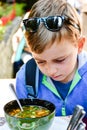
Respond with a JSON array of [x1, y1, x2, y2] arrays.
[[51, 75, 62, 80]]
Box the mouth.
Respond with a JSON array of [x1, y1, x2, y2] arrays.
[[51, 75, 62, 80]]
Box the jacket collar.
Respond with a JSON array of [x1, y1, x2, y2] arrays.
[[78, 50, 87, 76]]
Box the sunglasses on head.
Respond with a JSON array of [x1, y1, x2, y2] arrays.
[[23, 16, 80, 32]]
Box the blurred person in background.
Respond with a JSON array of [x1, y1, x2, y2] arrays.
[[12, 11, 32, 78], [67, 0, 87, 13]]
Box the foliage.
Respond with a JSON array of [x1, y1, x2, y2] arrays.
[[0, 3, 26, 41], [15, 3, 26, 16], [0, 26, 6, 41], [0, 3, 26, 17]]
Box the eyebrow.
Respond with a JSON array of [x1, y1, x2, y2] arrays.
[[34, 57, 45, 61], [34, 55, 67, 61]]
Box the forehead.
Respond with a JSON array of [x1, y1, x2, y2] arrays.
[[45, 32, 76, 49], [32, 38, 77, 60], [45, 37, 76, 54]]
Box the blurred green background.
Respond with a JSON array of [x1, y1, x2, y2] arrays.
[[0, 0, 37, 78], [0, 0, 37, 41]]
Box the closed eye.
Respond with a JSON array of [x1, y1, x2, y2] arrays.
[[37, 59, 66, 64], [55, 58, 66, 63], [36, 61, 46, 64]]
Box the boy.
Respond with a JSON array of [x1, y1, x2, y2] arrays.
[[16, 0, 87, 125]]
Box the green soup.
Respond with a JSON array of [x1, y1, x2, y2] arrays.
[[9, 105, 51, 118]]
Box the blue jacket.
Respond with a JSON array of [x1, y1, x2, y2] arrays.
[[16, 50, 87, 117]]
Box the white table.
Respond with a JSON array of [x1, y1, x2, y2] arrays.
[[0, 79, 16, 117], [0, 79, 70, 130]]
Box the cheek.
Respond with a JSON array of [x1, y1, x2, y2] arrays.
[[60, 57, 77, 73], [59, 64, 69, 73], [37, 65, 46, 74]]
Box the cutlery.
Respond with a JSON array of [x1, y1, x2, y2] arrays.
[[76, 122, 86, 130], [71, 109, 86, 130], [9, 83, 23, 111], [67, 105, 86, 130]]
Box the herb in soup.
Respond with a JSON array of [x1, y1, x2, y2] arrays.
[[9, 105, 50, 118]]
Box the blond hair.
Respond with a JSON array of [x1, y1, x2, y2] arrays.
[[25, 0, 82, 53]]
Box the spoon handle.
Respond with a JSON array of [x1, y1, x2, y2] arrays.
[[76, 122, 86, 130], [9, 83, 23, 111]]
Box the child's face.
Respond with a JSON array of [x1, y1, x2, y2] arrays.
[[32, 37, 84, 83]]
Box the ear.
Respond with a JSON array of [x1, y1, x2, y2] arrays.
[[78, 36, 85, 53]]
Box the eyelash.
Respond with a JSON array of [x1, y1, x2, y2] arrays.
[[37, 59, 66, 65], [37, 61, 45, 64], [56, 59, 65, 63]]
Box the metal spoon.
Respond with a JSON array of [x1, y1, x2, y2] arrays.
[[76, 122, 86, 130], [9, 83, 23, 111], [67, 105, 85, 130]]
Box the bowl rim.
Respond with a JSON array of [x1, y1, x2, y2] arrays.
[[3, 98, 55, 119]]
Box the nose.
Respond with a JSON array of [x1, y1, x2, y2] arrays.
[[46, 64, 57, 76]]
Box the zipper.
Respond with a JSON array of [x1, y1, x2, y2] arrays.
[[62, 101, 66, 116], [42, 70, 81, 116]]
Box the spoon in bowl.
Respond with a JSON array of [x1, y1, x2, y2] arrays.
[[9, 83, 23, 111]]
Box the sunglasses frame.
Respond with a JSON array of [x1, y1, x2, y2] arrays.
[[23, 15, 80, 32]]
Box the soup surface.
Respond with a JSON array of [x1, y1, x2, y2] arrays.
[[8, 105, 51, 118]]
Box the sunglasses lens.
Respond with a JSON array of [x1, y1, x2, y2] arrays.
[[46, 16, 63, 31], [23, 16, 64, 32], [24, 18, 39, 32]]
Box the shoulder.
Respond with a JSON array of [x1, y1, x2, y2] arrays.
[[16, 58, 37, 83], [26, 58, 36, 66], [78, 50, 87, 70], [16, 63, 26, 78], [16, 58, 35, 76]]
